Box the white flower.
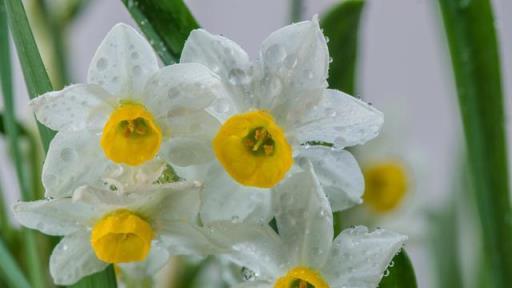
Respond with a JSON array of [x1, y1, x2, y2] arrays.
[[178, 17, 383, 223], [31, 23, 223, 198], [13, 181, 214, 285], [203, 163, 406, 288]]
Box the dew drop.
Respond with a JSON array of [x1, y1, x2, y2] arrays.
[[213, 99, 230, 114], [132, 65, 142, 76], [264, 44, 287, 65], [96, 58, 108, 71], [60, 148, 76, 161], [241, 267, 256, 281], [131, 51, 139, 60], [228, 68, 249, 85]]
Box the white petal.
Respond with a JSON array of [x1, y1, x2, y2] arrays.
[[234, 281, 272, 288], [30, 84, 113, 131], [159, 138, 214, 167], [50, 232, 107, 285], [159, 222, 217, 257], [273, 163, 333, 269], [198, 162, 273, 224], [139, 181, 201, 223], [296, 148, 364, 212], [293, 89, 384, 148], [144, 63, 225, 118], [158, 110, 220, 139], [258, 18, 328, 124], [12, 198, 94, 236], [322, 227, 407, 288], [204, 221, 286, 280], [42, 131, 110, 198], [181, 29, 252, 114], [87, 23, 158, 99]]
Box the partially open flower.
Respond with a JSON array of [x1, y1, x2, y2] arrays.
[[31, 23, 223, 198], [203, 163, 407, 288], [13, 181, 213, 285]]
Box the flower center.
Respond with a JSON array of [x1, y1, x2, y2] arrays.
[[274, 267, 329, 288], [91, 209, 154, 264], [100, 103, 162, 166], [213, 110, 293, 188], [363, 162, 408, 213]]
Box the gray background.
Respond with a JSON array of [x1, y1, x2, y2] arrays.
[[2, 0, 512, 286]]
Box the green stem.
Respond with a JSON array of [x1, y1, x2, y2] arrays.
[[437, 0, 512, 286], [290, 0, 304, 23]]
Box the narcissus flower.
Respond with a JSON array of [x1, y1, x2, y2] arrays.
[[204, 163, 406, 288], [31, 23, 223, 198], [179, 17, 383, 221], [13, 182, 212, 285]]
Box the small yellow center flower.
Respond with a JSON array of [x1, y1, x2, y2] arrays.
[[91, 209, 154, 263], [213, 110, 293, 188], [274, 267, 329, 288], [363, 162, 408, 213], [101, 103, 162, 166]]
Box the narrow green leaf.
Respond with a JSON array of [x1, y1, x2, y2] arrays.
[[71, 265, 117, 288], [0, 237, 31, 288], [121, 0, 199, 65], [437, 0, 512, 286], [0, 3, 48, 286], [289, 0, 304, 23], [378, 250, 417, 288], [320, 0, 365, 95], [4, 0, 56, 151]]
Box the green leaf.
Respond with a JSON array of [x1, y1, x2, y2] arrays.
[[289, 0, 304, 23], [4, 0, 56, 151], [378, 250, 417, 288], [70, 265, 117, 288], [0, 237, 31, 288], [121, 0, 199, 65], [320, 0, 365, 95], [437, 0, 512, 286]]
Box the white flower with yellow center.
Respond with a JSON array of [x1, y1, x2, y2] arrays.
[[13, 181, 213, 285], [204, 164, 406, 288], [31, 23, 223, 198], [178, 17, 383, 223]]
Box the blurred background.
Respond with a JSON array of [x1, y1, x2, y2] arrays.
[[2, 0, 512, 287]]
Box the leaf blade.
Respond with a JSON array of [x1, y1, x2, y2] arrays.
[[437, 0, 512, 286], [378, 250, 417, 288], [121, 0, 199, 65]]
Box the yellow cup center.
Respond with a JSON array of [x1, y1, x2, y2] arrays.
[[274, 267, 329, 288], [213, 110, 293, 188], [363, 162, 408, 213], [100, 103, 162, 166], [91, 209, 154, 264]]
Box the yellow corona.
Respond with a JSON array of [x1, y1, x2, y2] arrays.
[[91, 209, 154, 263], [213, 110, 293, 188], [101, 103, 162, 166], [363, 162, 408, 213], [274, 267, 329, 288]]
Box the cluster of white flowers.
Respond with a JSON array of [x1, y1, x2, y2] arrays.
[[13, 19, 406, 287]]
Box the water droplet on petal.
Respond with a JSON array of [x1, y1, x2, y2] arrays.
[[213, 99, 230, 114], [96, 58, 108, 71], [60, 148, 76, 161], [264, 44, 287, 65], [132, 65, 142, 76], [228, 68, 250, 85]]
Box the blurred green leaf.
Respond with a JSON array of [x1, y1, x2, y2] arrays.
[[437, 0, 512, 286], [320, 0, 365, 95], [0, 237, 31, 288], [71, 265, 117, 288], [289, 0, 304, 23], [0, 2, 48, 286], [4, 0, 56, 151], [378, 250, 417, 288], [121, 0, 199, 64]]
